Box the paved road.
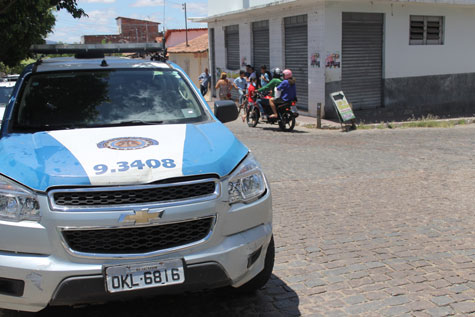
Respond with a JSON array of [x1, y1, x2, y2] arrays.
[[9, 122, 475, 316]]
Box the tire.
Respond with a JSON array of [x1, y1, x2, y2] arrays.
[[278, 112, 296, 132], [246, 106, 259, 127], [237, 100, 247, 116], [235, 236, 275, 293]]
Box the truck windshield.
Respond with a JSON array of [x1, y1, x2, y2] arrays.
[[11, 69, 209, 131]]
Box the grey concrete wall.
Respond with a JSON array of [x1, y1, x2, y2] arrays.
[[384, 73, 475, 120], [324, 73, 475, 121]]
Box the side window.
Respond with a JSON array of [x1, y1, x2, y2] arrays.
[[410, 15, 444, 45], [225, 25, 240, 70]]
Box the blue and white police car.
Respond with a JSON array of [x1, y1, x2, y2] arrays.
[[0, 44, 273, 312]]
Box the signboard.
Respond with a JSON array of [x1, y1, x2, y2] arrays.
[[330, 91, 356, 122]]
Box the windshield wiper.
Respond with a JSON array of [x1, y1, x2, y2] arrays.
[[12, 120, 165, 132], [87, 120, 164, 128], [13, 124, 80, 131]]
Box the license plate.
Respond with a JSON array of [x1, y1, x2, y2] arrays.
[[105, 259, 185, 293]]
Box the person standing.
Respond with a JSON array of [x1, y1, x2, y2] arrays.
[[233, 70, 247, 108], [215, 72, 231, 100], [198, 68, 211, 97], [245, 65, 256, 84], [243, 77, 258, 121]]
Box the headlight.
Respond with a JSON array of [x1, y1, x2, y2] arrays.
[[0, 175, 40, 222], [227, 153, 267, 204]]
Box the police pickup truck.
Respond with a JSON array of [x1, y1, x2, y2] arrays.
[[0, 44, 273, 312]]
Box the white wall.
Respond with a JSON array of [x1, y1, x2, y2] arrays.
[[208, 0, 290, 16], [208, 0, 245, 16], [325, 1, 475, 81], [169, 52, 209, 88], [249, 0, 280, 6]]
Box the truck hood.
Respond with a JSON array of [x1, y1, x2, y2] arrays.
[[0, 122, 248, 192]]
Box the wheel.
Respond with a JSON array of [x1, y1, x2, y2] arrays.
[[246, 106, 259, 127], [237, 100, 247, 116], [235, 236, 275, 293], [278, 112, 296, 132]]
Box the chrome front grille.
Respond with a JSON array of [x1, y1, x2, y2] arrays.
[[62, 217, 214, 254], [48, 179, 219, 211]]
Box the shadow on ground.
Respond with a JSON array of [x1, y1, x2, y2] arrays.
[[1, 275, 300, 317], [260, 126, 309, 134]]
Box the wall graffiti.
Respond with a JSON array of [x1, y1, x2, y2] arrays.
[[325, 53, 341, 68], [241, 57, 247, 67], [311, 52, 321, 68]]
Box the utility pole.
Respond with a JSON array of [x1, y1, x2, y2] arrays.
[[163, 0, 166, 32], [146, 22, 149, 42], [182, 2, 189, 46], [163, 0, 166, 47]]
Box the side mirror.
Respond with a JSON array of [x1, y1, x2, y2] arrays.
[[214, 100, 238, 123]]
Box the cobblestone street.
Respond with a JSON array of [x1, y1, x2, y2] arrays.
[[20, 122, 475, 317]]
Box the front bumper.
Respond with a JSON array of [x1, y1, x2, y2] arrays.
[[0, 188, 272, 312], [49, 262, 230, 307]]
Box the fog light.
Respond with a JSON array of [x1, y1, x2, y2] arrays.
[[247, 247, 262, 268]]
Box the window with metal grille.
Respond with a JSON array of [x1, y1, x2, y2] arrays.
[[225, 25, 240, 70], [284, 14, 307, 26], [410, 15, 444, 45]]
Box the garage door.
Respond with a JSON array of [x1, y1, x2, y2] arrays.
[[342, 12, 384, 110], [252, 20, 270, 70], [284, 14, 308, 111], [225, 25, 240, 70]]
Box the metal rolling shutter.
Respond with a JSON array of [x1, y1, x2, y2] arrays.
[[342, 12, 383, 110], [225, 25, 240, 70], [252, 20, 270, 70], [284, 15, 308, 111]]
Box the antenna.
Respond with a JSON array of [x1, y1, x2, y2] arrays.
[[30, 43, 165, 56]]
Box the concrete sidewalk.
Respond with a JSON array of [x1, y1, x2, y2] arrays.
[[207, 99, 474, 131], [207, 98, 342, 129], [295, 113, 341, 129]]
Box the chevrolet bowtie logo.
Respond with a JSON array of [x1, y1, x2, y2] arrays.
[[119, 209, 164, 225]]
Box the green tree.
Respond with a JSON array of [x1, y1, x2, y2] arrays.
[[0, 0, 86, 67]]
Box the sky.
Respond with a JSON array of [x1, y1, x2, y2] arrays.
[[46, 0, 208, 44]]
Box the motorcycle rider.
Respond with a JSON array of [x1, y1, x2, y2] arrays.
[[256, 68, 283, 118], [268, 69, 296, 119], [258, 67, 283, 96]]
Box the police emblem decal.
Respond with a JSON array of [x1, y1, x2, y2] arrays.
[[97, 137, 159, 150]]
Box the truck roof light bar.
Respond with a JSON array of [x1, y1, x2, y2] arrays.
[[29, 43, 164, 55]]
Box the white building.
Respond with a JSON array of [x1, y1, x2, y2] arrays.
[[198, 0, 475, 119]]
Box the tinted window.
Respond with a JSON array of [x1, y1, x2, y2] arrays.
[[12, 69, 208, 131], [0, 86, 13, 105]]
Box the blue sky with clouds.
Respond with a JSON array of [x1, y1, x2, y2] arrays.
[[47, 0, 208, 43]]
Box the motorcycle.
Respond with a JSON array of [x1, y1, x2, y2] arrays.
[[246, 92, 298, 132]]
